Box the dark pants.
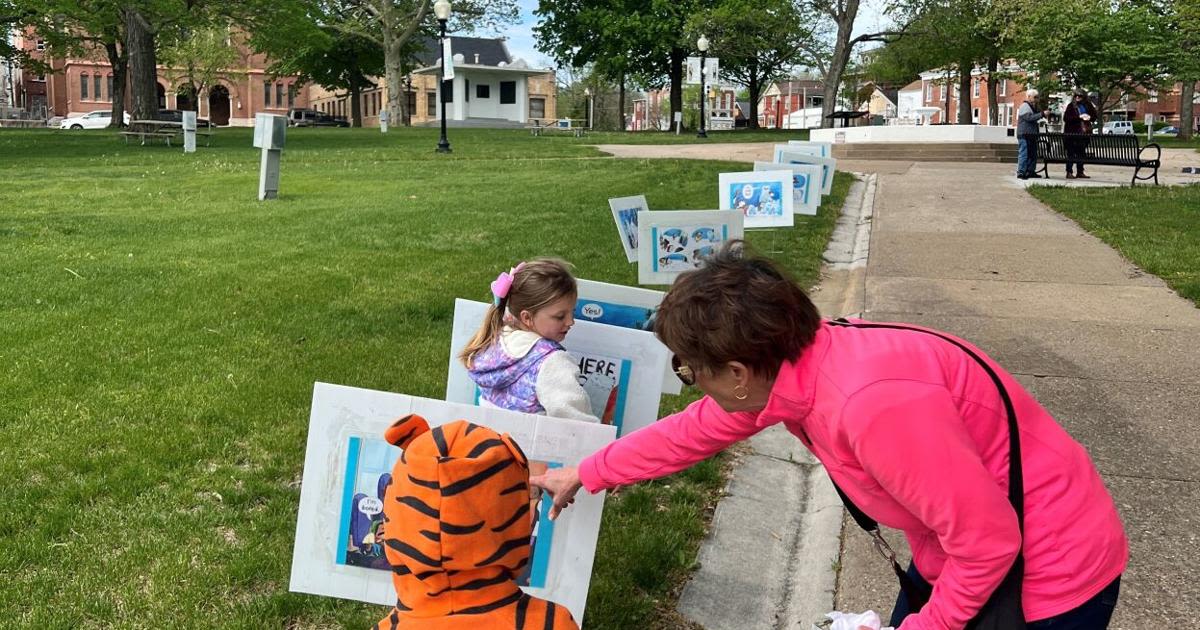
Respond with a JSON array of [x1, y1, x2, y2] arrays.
[[890, 563, 1121, 629], [1065, 135, 1090, 175]]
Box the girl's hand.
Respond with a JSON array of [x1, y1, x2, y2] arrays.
[[530, 466, 583, 520]]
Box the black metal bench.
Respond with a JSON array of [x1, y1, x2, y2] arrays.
[[1036, 132, 1161, 185]]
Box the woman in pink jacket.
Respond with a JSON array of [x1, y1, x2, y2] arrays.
[[533, 244, 1127, 630]]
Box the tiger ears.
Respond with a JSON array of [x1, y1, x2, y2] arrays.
[[384, 414, 430, 449], [499, 432, 529, 470]]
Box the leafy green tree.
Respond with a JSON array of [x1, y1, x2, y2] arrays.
[[994, 0, 1170, 120], [536, 0, 719, 130], [686, 0, 823, 129], [158, 24, 239, 113]]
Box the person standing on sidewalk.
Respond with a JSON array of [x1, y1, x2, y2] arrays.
[[1017, 89, 1048, 179], [533, 243, 1128, 630], [1062, 90, 1098, 179]]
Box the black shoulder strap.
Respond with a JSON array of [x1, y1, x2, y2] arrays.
[[825, 319, 1026, 607]]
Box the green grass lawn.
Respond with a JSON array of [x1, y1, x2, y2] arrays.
[[1030, 184, 1200, 305], [0, 126, 847, 629]]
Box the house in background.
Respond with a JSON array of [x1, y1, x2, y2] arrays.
[[758, 78, 824, 129], [8, 26, 308, 125], [308, 37, 556, 128], [896, 79, 924, 121]]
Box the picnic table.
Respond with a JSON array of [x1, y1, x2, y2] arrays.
[[120, 120, 214, 147], [528, 118, 587, 138]]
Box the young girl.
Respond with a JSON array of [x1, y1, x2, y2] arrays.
[[459, 259, 599, 424]]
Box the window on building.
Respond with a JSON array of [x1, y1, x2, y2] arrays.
[[35, 74, 46, 82], [276, 83, 284, 108], [476, 84, 490, 99], [95, 75, 103, 101], [264, 80, 271, 106], [529, 97, 546, 119], [972, 107, 980, 123], [499, 81, 516, 104], [288, 84, 295, 107], [973, 79, 980, 97], [999, 81, 1007, 97], [36, 39, 45, 51], [939, 84, 945, 100], [442, 80, 453, 103], [107, 75, 113, 100], [926, 83, 932, 100], [81, 73, 89, 100], [427, 91, 437, 117], [1149, 90, 1158, 103], [406, 90, 416, 114]]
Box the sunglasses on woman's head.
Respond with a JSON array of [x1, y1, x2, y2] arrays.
[[672, 355, 696, 386]]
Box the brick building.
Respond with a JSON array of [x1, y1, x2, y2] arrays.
[[307, 37, 556, 128], [9, 27, 309, 125]]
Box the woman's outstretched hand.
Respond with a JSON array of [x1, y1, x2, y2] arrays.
[[529, 466, 583, 520]]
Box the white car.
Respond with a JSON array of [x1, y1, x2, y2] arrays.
[[60, 110, 131, 129], [1101, 120, 1134, 135]]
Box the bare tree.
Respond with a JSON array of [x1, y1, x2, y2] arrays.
[[807, 0, 904, 127]]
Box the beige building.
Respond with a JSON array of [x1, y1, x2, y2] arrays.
[[308, 37, 556, 127]]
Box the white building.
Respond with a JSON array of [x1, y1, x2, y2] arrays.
[[411, 38, 552, 126]]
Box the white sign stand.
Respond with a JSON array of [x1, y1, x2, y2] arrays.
[[379, 109, 388, 133], [182, 110, 196, 154], [253, 113, 287, 200]]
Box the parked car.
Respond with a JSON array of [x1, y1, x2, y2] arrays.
[[287, 108, 350, 128], [1101, 120, 1134, 135], [1153, 126, 1179, 137], [154, 109, 213, 127], [59, 110, 131, 129]]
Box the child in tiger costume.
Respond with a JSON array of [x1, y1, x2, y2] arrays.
[[373, 414, 579, 630]]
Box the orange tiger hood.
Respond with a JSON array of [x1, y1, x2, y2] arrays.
[[379, 415, 533, 618]]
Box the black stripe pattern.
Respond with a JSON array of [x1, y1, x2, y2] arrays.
[[441, 459, 512, 496]]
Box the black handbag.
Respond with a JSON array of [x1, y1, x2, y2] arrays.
[[827, 320, 1026, 629]]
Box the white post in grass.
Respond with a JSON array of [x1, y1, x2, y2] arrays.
[[254, 113, 287, 200], [182, 110, 197, 153]]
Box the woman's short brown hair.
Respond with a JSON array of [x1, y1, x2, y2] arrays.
[[654, 241, 822, 378]]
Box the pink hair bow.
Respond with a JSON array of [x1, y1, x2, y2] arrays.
[[490, 262, 527, 304]]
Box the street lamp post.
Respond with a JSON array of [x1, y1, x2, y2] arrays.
[[584, 88, 593, 130], [697, 35, 709, 138], [434, 0, 452, 153]]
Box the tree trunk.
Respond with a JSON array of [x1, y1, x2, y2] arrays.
[[350, 81, 363, 127], [747, 59, 760, 129], [1181, 80, 1196, 141], [822, 0, 860, 128], [384, 39, 406, 126], [123, 8, 158, 121], [958, 63, 971, 124], [104, 40, 128, 128], [944, 68, 951, 123], [618, 73, 626, 131], [985, 57, 999, 126], [669, 47, 684, 128]]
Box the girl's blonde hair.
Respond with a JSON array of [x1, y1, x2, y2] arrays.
[[459, 258, 577, 368]]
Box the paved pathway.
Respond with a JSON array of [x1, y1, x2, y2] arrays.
[[592, 141, 1200, 628]]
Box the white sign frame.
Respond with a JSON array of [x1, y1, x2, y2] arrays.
[[575, 279, 681, 395], [755, 161, 821, 216], [290, 383, 616, 624], [608, 195, 648, 263], [447, 299, 670, 436], [637, 210, 744, 285], [786, 140, 833, 158], [773, 147, 836, 196], [718, 169, 795, 228]]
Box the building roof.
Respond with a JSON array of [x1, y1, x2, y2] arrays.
[[770, 80, 824, 93], [414, 36, 510, 67], [900, 79, 923, 94], [877, 87, 899, 106]]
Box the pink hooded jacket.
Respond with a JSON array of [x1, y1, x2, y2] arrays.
[[578, 320, 1127, 629]]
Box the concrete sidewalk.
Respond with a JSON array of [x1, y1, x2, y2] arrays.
[[830, 159, 1200, 627], [656, 148, 1199, 627]]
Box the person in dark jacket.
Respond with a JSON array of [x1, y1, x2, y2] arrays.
[[1062, 90, 1099, 179]]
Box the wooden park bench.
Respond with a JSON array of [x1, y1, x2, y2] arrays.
[[120, 129, 178, 146], [1036, 132, 1161, 186]]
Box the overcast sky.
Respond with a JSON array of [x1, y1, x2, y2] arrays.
[[488, 0, 894, 73]]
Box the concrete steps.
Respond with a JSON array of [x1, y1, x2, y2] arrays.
[[832, 142, 1018, 163]]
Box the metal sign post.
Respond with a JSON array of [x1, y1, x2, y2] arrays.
[[182, 111, 197, 154]]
